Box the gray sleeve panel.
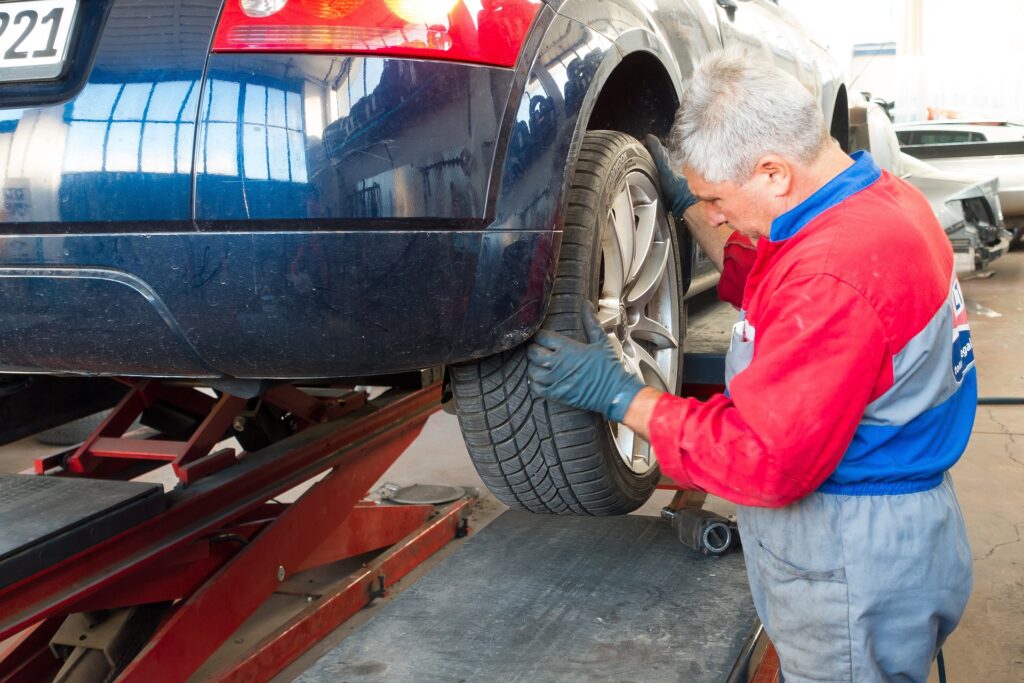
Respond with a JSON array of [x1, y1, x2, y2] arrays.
[[860, 277, 962, 427]]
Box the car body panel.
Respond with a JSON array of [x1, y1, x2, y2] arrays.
[[899, 148, 1024, 218], [0, 0, 845, 379], [902, 157, 1009, 272], [0, 230, 558, 377], [194, 55, 514, 224]]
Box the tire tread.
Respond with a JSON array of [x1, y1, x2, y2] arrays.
[[452, 131, 675, 516]]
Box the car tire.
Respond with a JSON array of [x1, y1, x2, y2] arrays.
[[451, 130, 685, 515], [34, 411, 109, 446]]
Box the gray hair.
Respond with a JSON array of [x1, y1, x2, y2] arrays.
[[670, 48, 829, 184]]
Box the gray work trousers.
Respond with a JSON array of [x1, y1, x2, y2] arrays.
[[738, 474, 973, 682]]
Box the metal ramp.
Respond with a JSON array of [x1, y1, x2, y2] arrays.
[[300, 511, 760, 683]]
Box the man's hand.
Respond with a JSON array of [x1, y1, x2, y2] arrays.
[[646, 134, 731, 272], [527, 305, 645, 423], [645, 134, 698, 218]]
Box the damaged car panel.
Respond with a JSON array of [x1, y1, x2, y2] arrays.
[[851, 98, 1011, 273], [895, 121, 1024, 245]]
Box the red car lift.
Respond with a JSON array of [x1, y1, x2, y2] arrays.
[[0, 379, 472, 682]]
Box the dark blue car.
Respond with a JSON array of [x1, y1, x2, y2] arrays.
[[0, 0, 847, 514]]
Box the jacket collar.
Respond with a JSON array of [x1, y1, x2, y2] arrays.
[[768, 150, 882, 242]]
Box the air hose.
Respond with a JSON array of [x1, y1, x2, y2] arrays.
[[978, 397, 1024, 405]]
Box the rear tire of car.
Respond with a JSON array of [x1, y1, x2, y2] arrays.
[[451, 131, 685, 515]]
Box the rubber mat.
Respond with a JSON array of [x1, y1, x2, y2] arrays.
[[300, 510, 757, 682], [0, 474, 164, 589]]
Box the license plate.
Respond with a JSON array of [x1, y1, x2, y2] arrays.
[[0, 0, 78, 83]]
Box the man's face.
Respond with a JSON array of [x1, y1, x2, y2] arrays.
[[684, 162, 783, 240]]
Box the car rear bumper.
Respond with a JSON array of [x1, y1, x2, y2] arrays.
[[0, 229, 558, 379]]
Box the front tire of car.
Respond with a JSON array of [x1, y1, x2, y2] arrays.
[[451, 131, 686, 515]]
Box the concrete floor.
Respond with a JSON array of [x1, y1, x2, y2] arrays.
[[1, 252, 1022, 680]]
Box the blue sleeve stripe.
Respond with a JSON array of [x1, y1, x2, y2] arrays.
[[823, 368, 976, 491], [862, 274, 971, 427]]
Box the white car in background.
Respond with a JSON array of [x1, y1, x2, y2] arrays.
[[851, 101, 1012, 273], [895, 121, 1024, 245], [894, 121, 1024, 144]]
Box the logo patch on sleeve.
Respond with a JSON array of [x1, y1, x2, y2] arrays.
[[952, 329, 974, 383], [950, 278, 974, 383]]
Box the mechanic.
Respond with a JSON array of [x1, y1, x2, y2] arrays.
[[527, 49, 974, 682]]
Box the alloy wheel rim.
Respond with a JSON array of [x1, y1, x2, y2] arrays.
[[598, 170, 680, 476]]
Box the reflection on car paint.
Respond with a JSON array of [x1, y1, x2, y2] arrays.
[[195, 55, 513, 222], [198, 79, 308, 183]]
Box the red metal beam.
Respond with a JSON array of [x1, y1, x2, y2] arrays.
[[177, 448, 242, 484], [69, 504, 434, 613], [0, 385, 441, 641], [751, 642, 781, 683], [115, 403, 437, 681], [172, 394, 247, 475], [64, 380, 156, 474], [211, 497, 473, 683], [89, 437, 185, 460], [70, 541, 244, 613], [0, 618, 62, 683], [296, 503, 434, 574]]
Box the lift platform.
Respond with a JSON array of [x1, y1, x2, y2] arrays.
[[298, 511, 776, 682], [0, 378, 475, 682], [682, 295, 735, 391]]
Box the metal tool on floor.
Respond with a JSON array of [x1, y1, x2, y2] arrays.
[[662, 505, 739, 555]]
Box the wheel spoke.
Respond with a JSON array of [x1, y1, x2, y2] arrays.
[[626, 240, 669, 308], [607, 330, 625, 361], [600, 236, 625, 302], [633, 343, 672, 391], [617, 425, 636, 469], [597, 299, 622, 331], [631, 427, 651, 469], [628, 199, 658, 285], [620, 345, 646, 384], [631, 314, 678, 350], [609, 186, 636, 282]]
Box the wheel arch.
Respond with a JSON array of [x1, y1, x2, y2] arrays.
[[585, 50, 680, 140], [482, 16, 696, 350]]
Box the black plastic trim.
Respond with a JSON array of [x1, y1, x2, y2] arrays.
[[0, 217, 491, 235], [0, 0, 114, 108]]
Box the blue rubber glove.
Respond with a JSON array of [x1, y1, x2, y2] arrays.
[[644, 134, 698, 218], [527, 304, 645, 423]]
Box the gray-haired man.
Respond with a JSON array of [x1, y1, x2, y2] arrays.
[[527, 49, 974, 681]]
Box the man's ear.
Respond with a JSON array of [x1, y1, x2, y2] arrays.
[[754, 154, 792, 198]]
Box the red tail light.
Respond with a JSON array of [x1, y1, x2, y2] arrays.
[[212, 0, 543, 68]]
